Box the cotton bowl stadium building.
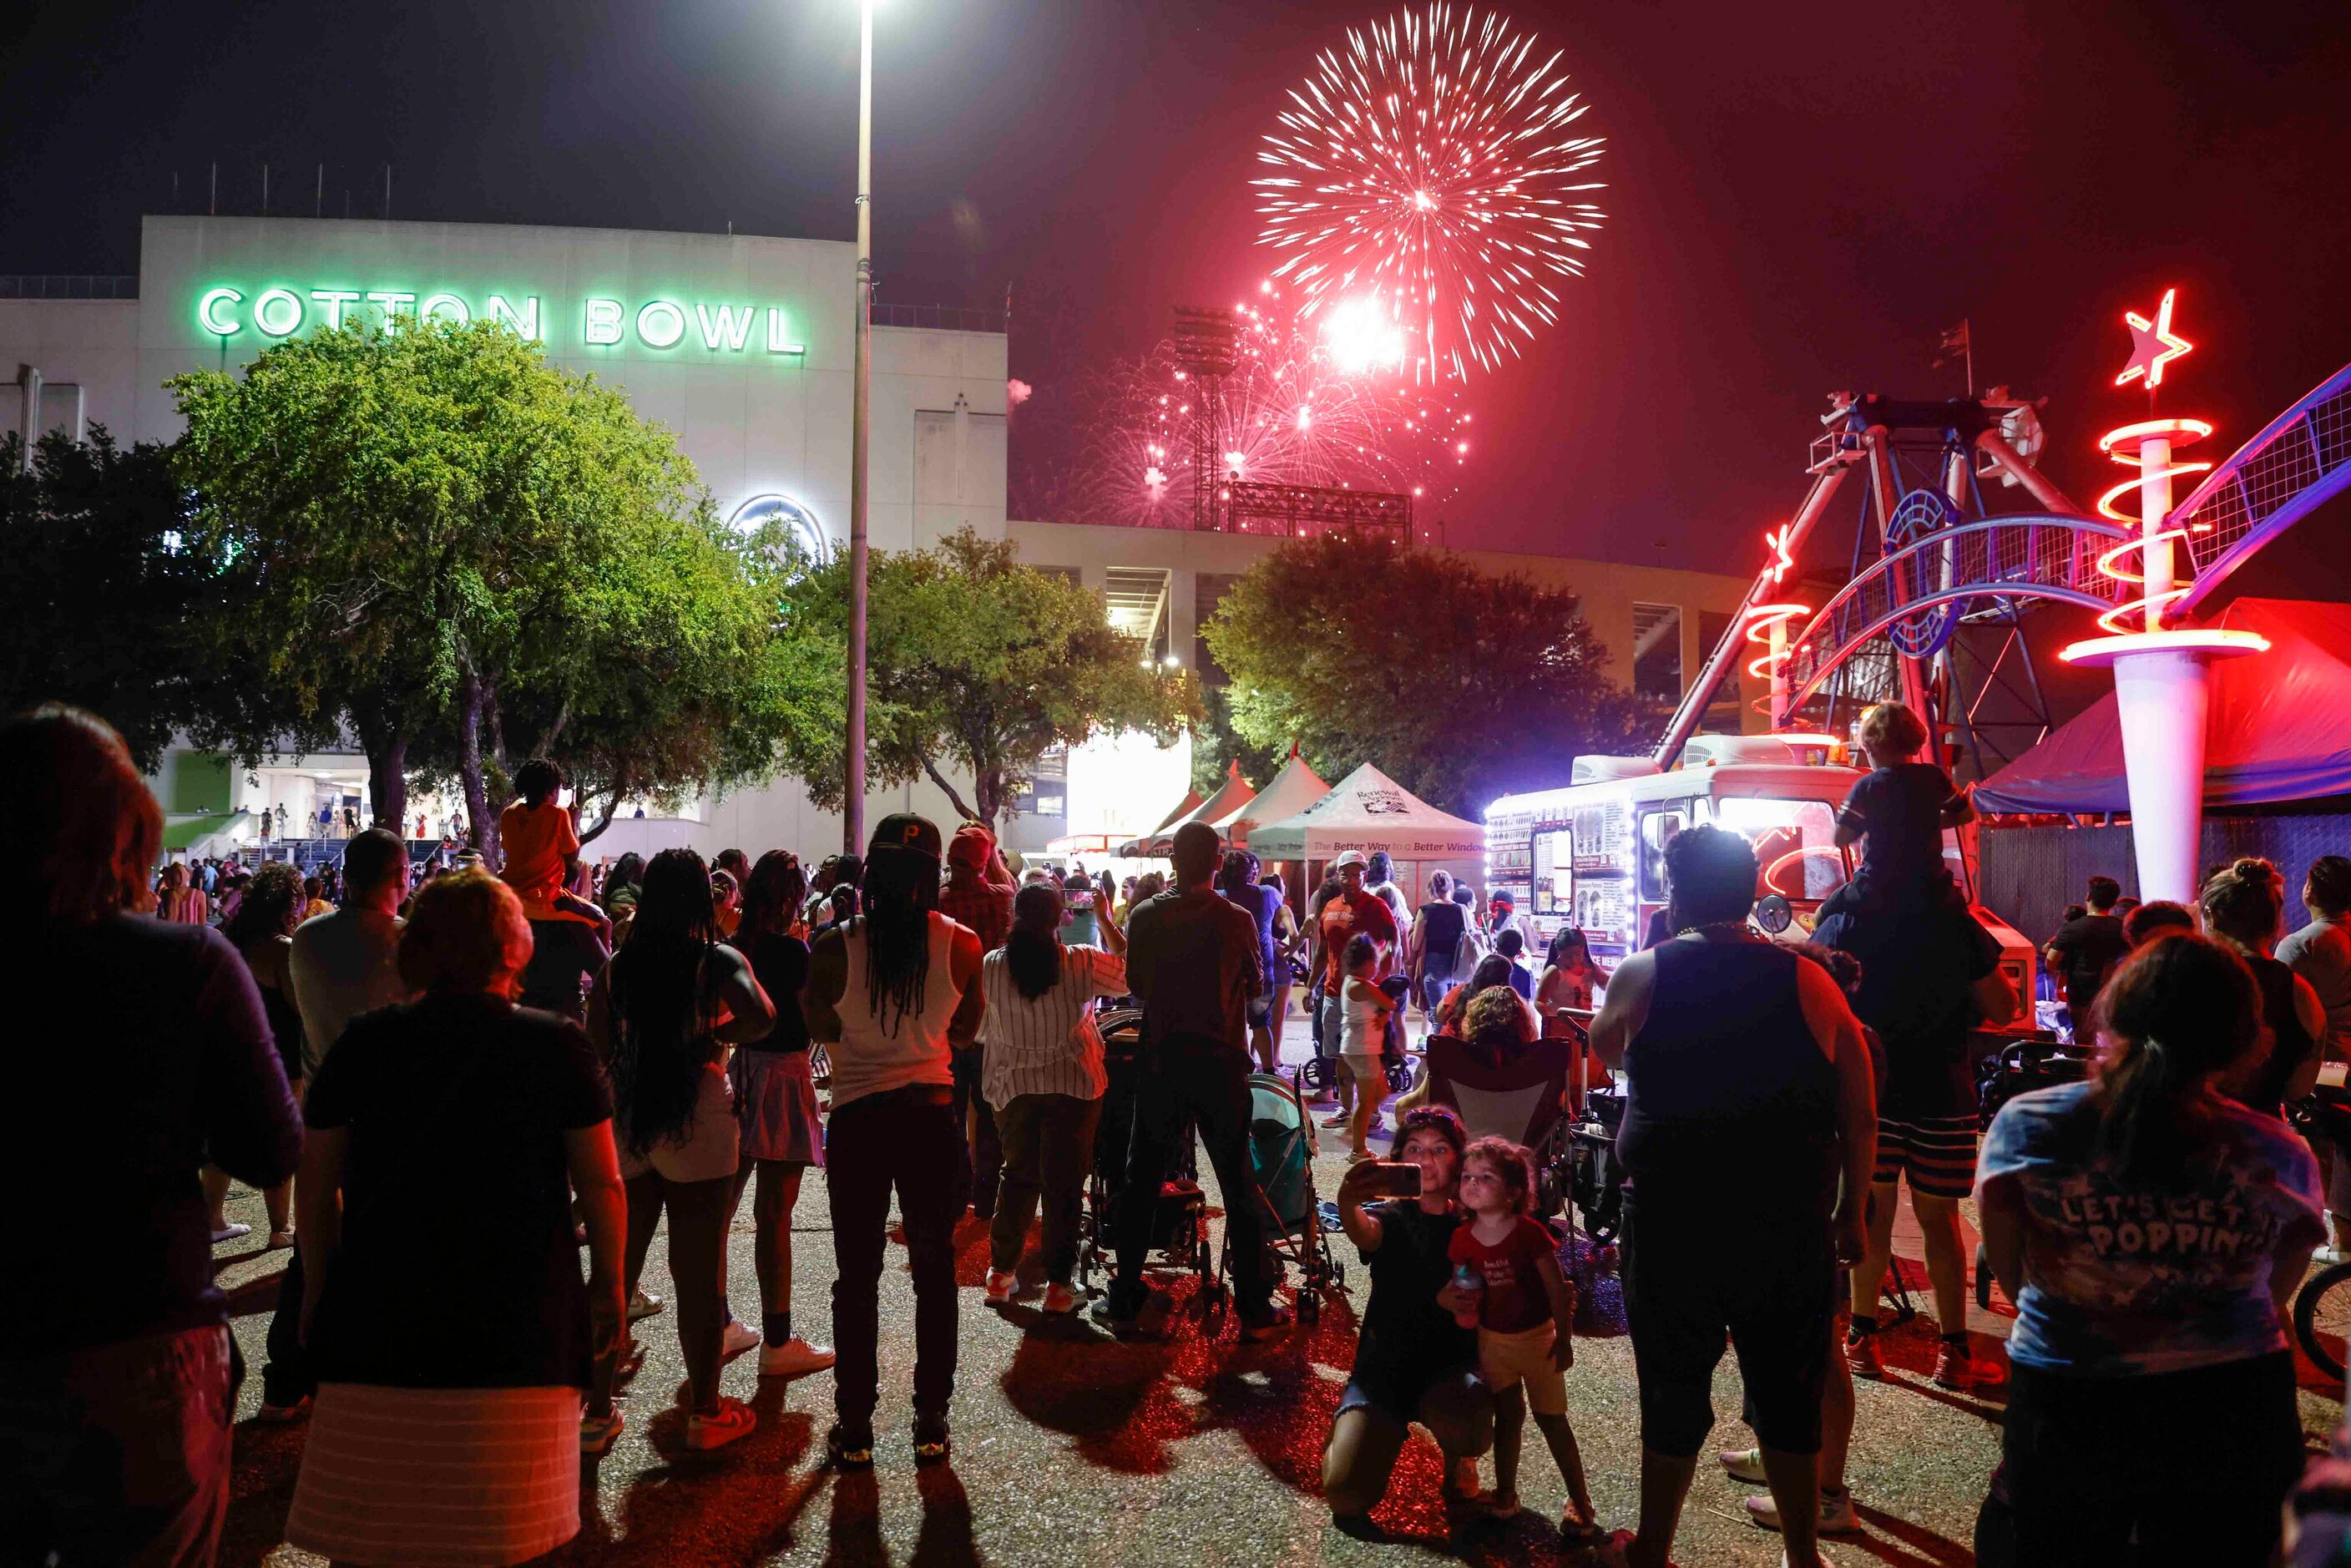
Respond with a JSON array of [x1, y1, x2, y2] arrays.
[[5, 214, 1762, 866]]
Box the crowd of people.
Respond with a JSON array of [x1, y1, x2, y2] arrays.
[[8, 695, 2348, 1568]]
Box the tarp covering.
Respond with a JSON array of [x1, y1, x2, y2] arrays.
[[1113, 788, 1203, 858], [1975, 599, 2351, 813], [1217, 746, 1331, 849], [1247, 762, 1485, 860], [1145, 761, 1257, 856]]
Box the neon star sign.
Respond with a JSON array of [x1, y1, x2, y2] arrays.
[[2115, 286, 2192, 389]]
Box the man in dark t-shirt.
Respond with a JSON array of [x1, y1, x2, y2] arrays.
[[2045, 876, 2130, 1021], [1098, 822, 1282, 1339]]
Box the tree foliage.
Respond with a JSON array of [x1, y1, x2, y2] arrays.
[[1200, 534, 1652, 817], [0, 428, 292, 772], [171, 319, 806, 850], [776, 528, 1199, 827]]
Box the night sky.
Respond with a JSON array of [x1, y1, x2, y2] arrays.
[[7, 0, 2349, 615]]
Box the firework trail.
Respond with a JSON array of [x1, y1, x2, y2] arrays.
[[1068, 296, 1474, 533], [1253, 3, 1606, 383]]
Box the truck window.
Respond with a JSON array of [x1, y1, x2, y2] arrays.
[[1713, 797, 1848, 903], [1531, 827, 1573, 918], [1636, 806, 1691, 903]]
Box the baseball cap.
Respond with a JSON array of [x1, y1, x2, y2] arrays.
[[1332, 849, 1368, 871], [947, 822, 996, 870], [867, 812, 943, 863]]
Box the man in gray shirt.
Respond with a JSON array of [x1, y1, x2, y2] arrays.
[[2281, 856, 2351, 1257], [258, 827, 411, 1419], [288, 828, 411, 1077]]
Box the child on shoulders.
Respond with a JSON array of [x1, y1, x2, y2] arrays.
[[1827, 701, 1974, 915], [498, 759, 611, 938]]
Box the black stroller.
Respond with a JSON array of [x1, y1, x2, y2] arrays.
[[1969, 1035, 2092, 1308], [1074, 1008, 1216, 1304]]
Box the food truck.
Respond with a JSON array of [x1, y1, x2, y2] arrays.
[[1484, 734, 2035, 1007]]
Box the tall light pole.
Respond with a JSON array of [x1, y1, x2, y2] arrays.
[[844, 0, 874, 853]]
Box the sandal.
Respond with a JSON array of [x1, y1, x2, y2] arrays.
[[912, 1412, 951, 1465], [827, 1421, 877, 1471], [1560, 1510, 1610, 1548]]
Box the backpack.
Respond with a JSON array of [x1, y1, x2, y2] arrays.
[[1452, 916, 1489, 976]]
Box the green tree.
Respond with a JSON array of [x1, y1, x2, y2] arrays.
[[1201, 534, 1652, 817], [776, 528, 1199, 827], [171, 318, 804, 852], [1190, 684, 1282, 798], [0, 427, 290, 771]]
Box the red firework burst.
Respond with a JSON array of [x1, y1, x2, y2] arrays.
[[1253, 3, 1607, 383]]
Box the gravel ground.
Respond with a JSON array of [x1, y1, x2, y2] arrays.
[[207, 1016, 2345, 1567]]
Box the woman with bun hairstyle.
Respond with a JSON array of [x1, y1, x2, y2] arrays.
[[2198, 857, 2326, 1116]]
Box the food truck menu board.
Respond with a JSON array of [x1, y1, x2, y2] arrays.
[[1571, 802, 1631, 872], [1573, 879, 1637, 953]]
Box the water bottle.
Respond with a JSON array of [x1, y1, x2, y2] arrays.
[[1449, 1262, 1484, 1329]]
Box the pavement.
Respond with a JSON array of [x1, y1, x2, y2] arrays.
[[206, 1011, 2347, 1567]]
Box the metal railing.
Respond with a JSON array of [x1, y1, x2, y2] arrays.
[[0, 275, 139, 300], [870, 301, 1005, 333]]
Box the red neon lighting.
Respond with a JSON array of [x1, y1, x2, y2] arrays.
[[2116, 288, 2192, 389], [1762, 845, 1845, 899], [1743, 602, 1811, 681]]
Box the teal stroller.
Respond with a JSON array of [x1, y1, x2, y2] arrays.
[[1211, 1070, 1343, 1324]]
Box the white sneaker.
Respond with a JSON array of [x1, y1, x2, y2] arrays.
[[1745, 1487, 1861, 1536], [1717, 1445, 1766, 1484], [2316, 1246, 2351, 1267], [984, 1270, 1019, 1306], [720, 1318, 761, 1362], [757, 1338, 837, 1379], [626, 1287, 665, 1321], [1041, 1282, 1081, 1315], [210, 1222, 251, 1244]]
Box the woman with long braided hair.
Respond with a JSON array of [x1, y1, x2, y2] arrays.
[[586, 849, 774, 1452], [803, 815, 987, 1470]]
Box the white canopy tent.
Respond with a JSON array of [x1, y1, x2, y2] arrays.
[[1144, 760, 1256, 856], [1112, 787, 1203, 859], [1246, 762, 1485, 862], [1216, 747, 1330, 850]]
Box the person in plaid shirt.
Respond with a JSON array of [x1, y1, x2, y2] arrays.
[[941, 823, 1017, 1216]]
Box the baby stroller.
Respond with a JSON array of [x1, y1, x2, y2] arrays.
[[1969, 1034, 2091, 1308], [1075, 1007, 1214, 1302], [1217, 1071, 1343, 1324]]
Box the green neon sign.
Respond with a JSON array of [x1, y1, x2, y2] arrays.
[[193, 283, 809, 357]]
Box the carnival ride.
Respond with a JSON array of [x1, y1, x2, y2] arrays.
[[1659, 295, 2351, 899]]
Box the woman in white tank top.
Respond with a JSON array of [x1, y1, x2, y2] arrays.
[[804, 816, 985, 1471]]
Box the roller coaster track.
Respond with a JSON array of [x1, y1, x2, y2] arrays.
[[1779, 513, 2131, 711], [2163, 361, 2351, 622]]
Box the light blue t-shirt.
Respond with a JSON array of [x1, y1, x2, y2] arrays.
[[1977, 1080, 2323, 1377]]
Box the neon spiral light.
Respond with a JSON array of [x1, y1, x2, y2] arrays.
[[1743, 602, 1812, 680], [2091, 417, 2212, 633]]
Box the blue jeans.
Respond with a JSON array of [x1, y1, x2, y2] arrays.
[[1417, 969, 1455, 1019]]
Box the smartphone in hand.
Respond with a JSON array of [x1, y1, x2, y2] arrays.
[[1378, 1161, 1423, 1198]]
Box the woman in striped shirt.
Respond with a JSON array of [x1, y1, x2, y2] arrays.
[[979, 882, 1127, 1314]]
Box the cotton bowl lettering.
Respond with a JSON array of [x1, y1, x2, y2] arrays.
[[191, 284, 801, 357]]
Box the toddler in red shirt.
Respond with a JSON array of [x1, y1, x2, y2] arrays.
[[1443, 1136, 1598, 1543]]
